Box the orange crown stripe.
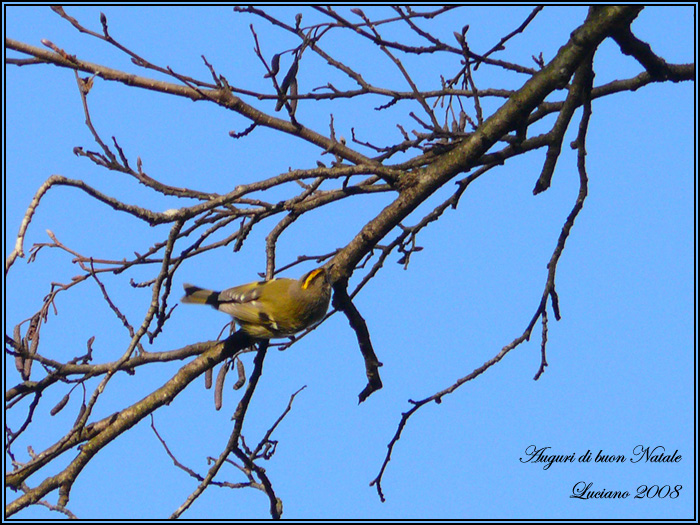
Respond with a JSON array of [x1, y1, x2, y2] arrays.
[[302, 268, 324, 289]]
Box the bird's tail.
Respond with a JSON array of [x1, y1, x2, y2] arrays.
[[182, 284, 219, 306]]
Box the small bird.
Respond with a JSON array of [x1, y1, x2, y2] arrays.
[[181, 267, 331, 339]]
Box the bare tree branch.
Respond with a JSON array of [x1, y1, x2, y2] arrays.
[[5, 5, 693, 518]]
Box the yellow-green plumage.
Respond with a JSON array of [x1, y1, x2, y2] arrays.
[[182, 267, 331, 339]]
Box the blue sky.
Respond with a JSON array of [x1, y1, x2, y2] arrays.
[[4, 5, 696, 520]]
